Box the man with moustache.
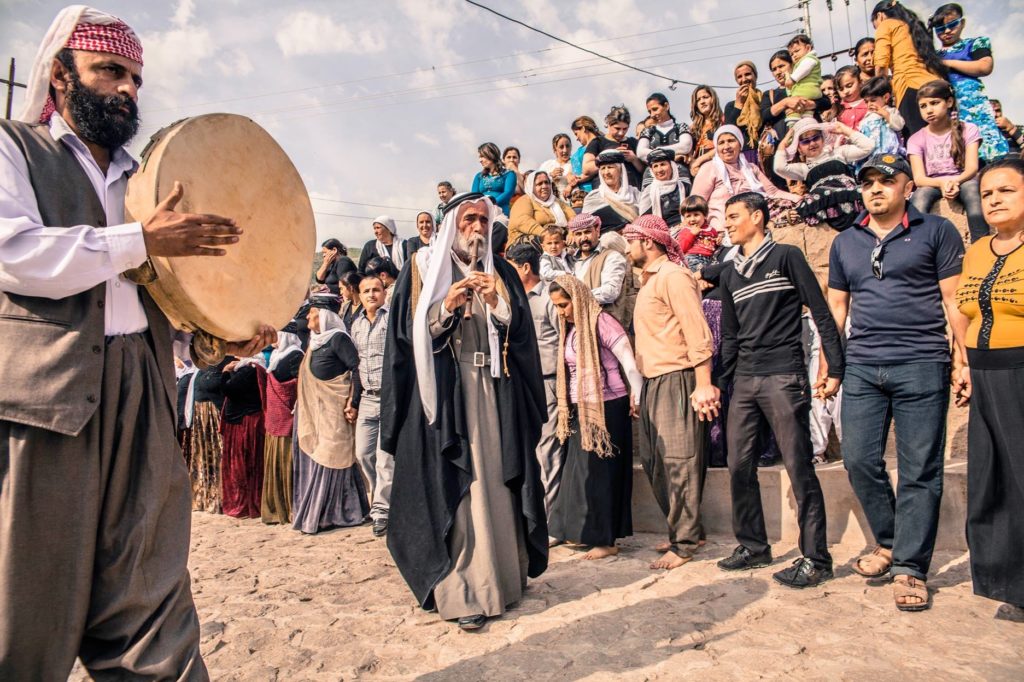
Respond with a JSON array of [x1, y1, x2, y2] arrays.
[[380, 192, 548, 631], [0, 7, 272, 678], [569, 212, 630, 325], [828, 153, 966, 611]]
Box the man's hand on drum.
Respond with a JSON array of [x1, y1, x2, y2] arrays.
[[142, 181, 241, 257], [224, 324, 277, 358]]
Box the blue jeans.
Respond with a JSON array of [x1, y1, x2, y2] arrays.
[[910, 179, 988, 242], [840, 362, 949, 580]]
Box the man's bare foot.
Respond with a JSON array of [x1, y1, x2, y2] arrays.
[[650, 550, 692, 570], [582, 546, 619, 560], [654, 540, 706, 552]]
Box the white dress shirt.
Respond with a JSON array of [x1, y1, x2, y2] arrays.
[[0, 114, 149, 335], [573, 247, 627, 305]]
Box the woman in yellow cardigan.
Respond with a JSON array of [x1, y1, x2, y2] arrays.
[[955, 157, 1024, 623], [508, 170, 575, 248], [870, 1, 948, 135]]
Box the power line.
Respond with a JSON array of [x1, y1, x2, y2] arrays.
[[462, 0, 783, 90], [143, 6, 798, 115], [313, 210, 414, 222], [310, 195, 424, 212]]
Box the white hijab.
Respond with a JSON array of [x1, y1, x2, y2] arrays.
[[525, 170, 568, 226], [309, 309, 348, 352], [19, 6, 138, 123], [639, 159, 686, 218], [373, 215, 405, 270], [412, 195, 504, 424], [712, 125, 764, 195], [598, 163, 640, 205], [268, 331, 303, 372]]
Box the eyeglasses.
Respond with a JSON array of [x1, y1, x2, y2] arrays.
[[798, 132, 823, 146], [870, 243, 886, 280], [933, 17, 963, 34]]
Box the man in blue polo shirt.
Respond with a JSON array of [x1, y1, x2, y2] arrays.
[[827, 153, 967, 613]]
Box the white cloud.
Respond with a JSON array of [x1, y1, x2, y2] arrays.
[[446, 122, 478, 153], [415, 132, 441, 147], [172, 0, 195, 29], [382, 140, 400, 154], [217, 49, 254, 77], [688, 0, 719, 26], [275, 11, 388, 57]]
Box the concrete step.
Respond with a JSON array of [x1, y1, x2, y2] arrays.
[[631, 460, 968, 552]]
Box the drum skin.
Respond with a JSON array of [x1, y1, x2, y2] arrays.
[[125, 113, 315, 342]]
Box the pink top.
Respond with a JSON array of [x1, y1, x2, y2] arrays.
[[839, 100, 869, 132], [564, 312, 628, 403], [907, 122, 982, 178], [691, 161, 801, 232]]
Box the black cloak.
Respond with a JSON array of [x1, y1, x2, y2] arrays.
[[380, 255, 549, 610]]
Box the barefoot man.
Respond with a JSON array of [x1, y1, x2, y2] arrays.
[[624, 215, 719, 570], [0, 7, 273, 678]]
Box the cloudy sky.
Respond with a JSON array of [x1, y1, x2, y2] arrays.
[[3, 0, 1023, 247]]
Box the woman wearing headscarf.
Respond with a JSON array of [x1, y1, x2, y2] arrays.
[[508, 170, 575, 248], [638, 148, 687, 230], [691, 125, 802, 237], [220, 354, 268, 519], [261, 323, 304, 525], [358, 216, 408, 274], [547, 275, 642, 559], [582, 150, 641, 233], [723, 61, 765, 165], [407, 211, 435, 255], [292, 300, 370, 534]]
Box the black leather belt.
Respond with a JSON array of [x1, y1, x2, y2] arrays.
[[362, 388, 381, 396]]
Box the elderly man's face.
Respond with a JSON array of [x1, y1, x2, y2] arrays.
[[454, 199, 489, 259]]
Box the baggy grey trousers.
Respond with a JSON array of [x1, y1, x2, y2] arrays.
[[0, 334, 206, 681]]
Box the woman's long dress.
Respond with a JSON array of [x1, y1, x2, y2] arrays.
[[220, 364, 266, 519], [262, 353, 302, 524]]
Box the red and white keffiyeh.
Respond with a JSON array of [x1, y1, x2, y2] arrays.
[[19, 5, 143, 124], [622, 214, 684, 265]]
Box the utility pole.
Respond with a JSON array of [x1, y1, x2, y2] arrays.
[[798, 0, 814, 40], [1, 58, 27, 120]]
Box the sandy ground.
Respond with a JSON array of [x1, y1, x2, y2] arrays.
[[73, 512, 1024, 681]]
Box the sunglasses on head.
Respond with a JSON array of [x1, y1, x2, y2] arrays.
[[798, 132, 824, 145], [933, 17, 963, 34]]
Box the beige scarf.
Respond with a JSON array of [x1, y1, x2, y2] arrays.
[[296, 353, 357, 469], [554, 274, 613, 457]]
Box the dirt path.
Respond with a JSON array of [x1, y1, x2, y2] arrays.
[[72, 513, 1023, 680]]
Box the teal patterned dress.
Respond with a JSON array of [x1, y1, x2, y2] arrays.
[[940, 36, 1009, 161]]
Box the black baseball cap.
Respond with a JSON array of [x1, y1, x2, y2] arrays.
[[857, 153, 912, 181]]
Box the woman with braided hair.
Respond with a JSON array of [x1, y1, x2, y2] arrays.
[[547, 275, 643, 560]]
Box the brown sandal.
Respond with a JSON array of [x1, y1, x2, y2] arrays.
[[893, 575, 930, 612], [852, 546, 893, 578]]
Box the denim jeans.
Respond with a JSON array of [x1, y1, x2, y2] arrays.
[[910, 179, 989, 242], [841, 362, 949, 579]]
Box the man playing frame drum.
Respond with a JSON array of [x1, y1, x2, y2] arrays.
[[0, 7, 274, 679]]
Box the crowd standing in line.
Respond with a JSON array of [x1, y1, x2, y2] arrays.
[[2, 2, 1023, 678]]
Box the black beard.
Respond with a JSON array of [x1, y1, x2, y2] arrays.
[[65, 72, 140, 150]]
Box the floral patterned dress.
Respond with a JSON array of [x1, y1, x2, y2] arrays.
[[940, 36, 1009, 161]]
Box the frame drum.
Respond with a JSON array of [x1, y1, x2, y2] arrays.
[[124, 113, 315, 363]]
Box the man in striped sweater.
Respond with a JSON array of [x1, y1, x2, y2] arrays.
[[715, 192, 845, 589]]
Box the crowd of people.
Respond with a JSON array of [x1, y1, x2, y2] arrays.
[[168, 0, 1024, 630], [3, 2, 1023, 679]]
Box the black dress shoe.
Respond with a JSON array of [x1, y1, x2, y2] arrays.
[[717, 545, 773, 571], [372, 519, 388, 537], [773, 557, 834, 589], [457, 614, 487, 630]]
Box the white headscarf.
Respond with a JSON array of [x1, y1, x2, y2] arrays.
[[19, 6, 142, 124], [268, 331, 302, 372], [235, 354, 267, 370], [373, 215, 405, 270], [712, 125, 764, 195], [598, 162, 640, 205], [412, 194, 504, 424], [524, 170, 568, 226], [309, 309, 348, 352], [639, 158, 687, 218]]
